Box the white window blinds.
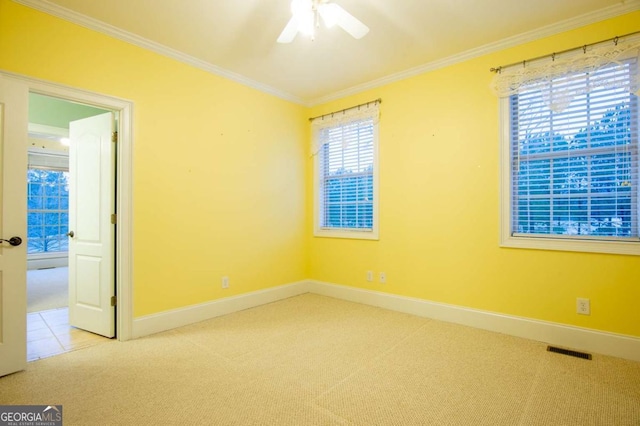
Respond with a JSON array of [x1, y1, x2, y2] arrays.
[[510, 60, 639, 240], [312, 103, 379, 234], [28, 152, 69, 170]]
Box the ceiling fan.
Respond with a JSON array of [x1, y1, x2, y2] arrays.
[[277, 0, 369, 43]]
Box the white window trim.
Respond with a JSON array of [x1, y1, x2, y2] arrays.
[[499, 97, 640, 256], [313, 120, 380, 241]]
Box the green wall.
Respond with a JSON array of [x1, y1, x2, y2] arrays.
[[29, 92, 108, 129]]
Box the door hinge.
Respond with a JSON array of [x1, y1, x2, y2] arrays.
[[112, 131, 118, 143], [111, 213, 117, 224], [110, 296, 117, 307]]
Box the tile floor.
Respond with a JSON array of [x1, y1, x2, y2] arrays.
[[27, 307, 109, 361]]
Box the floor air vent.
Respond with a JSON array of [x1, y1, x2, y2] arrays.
[[547, 346, 592, 360]]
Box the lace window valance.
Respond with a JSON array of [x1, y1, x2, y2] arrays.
[[490, 34, 640, 112]]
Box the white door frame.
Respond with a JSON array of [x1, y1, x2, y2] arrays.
[[2, 69, 134, 341]]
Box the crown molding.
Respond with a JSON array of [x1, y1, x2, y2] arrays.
[[13, 0, 640, 108], [28, 123, 68, 137], [12, 0, 307, 106], [309, 0, 640, 106]]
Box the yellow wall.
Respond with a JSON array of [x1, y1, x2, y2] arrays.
[[2, 0, 639, 338], [0, 0, 308, 316], [308, 12, 640, 338]]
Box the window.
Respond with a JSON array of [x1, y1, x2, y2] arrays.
[[27, 156, 70, 254], [313, 103, 379, 239], [501, 59, 640, 255]]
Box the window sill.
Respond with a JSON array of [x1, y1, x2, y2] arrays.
[[27, 252, 68, 270], [314, 228, 379, 241], [500, 234, 640, 256], [28, 251, 68, 259]]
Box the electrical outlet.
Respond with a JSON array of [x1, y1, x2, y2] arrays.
[[577, 298, 590, 315], [379, 272, 386, 284], [222, 276, 229, 289], [366, 271, 373, 282]]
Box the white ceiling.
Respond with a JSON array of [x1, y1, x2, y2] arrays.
[[18, 0, 640, 105]]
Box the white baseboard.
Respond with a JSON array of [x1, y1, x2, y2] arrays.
[[27, 257, 68, 270], [307, 280, 640, 363], [132, 278, 640, 362], [132, 280, 311, 339]]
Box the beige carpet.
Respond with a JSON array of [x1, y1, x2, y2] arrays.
[[27, 267, 68, 313], [1, 294, 639, 425]]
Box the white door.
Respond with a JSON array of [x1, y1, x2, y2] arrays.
[[68, 113, 115, 338], [0, 77, 28, 377]]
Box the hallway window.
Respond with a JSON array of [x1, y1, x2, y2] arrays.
[[27, 168, 69, 253]]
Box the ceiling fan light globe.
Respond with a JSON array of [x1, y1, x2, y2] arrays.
[[279, 0, 368, 43]]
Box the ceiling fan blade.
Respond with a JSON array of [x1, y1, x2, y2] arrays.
[[317, 3, 338, 28], [277, 16, 299, 43], [331, 3, 369, 39]]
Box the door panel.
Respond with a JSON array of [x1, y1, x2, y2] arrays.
[[76, 256, 101, 307], [68, 112, 115, 338], [76, 133, 101, 240], [0, 76, 28, 377]]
